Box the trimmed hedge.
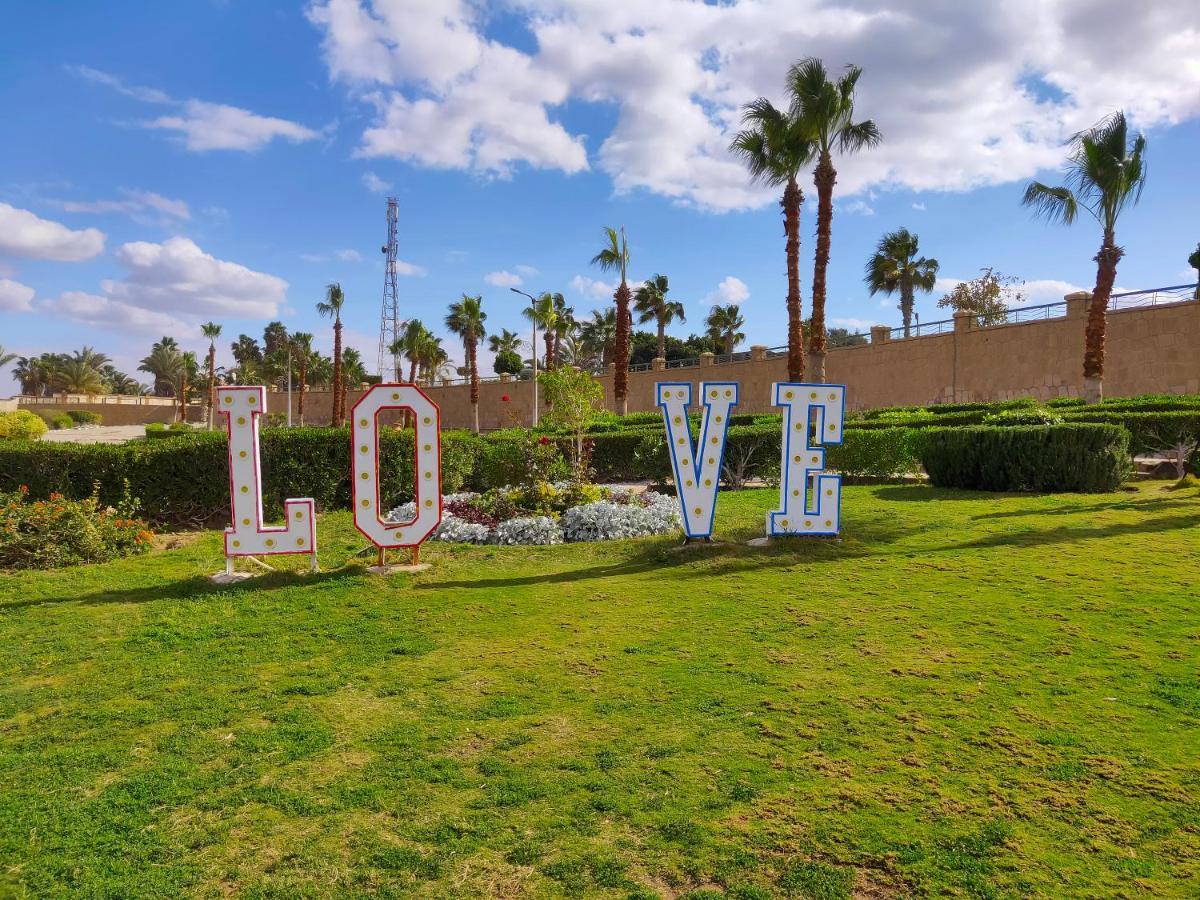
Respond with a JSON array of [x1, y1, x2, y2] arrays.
[[921, 424, 1130, 492], [0, 428, 483, 528], [1058, 410, 1200, 455]]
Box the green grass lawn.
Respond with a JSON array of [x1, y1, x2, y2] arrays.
[[1, 483, 1198, 898]]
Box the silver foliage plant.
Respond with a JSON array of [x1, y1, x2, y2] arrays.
[[384, 491, 679, 545]]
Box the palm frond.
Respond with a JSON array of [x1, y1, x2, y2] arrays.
[[1022, 181, 1078, 225]]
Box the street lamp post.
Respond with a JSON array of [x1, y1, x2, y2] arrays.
[[510, 287, 539, 428]]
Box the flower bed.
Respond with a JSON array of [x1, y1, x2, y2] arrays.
[[385, 483, 680, 545], [1, 486, 154, 569]]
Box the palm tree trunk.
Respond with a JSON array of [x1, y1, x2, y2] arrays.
[[179, 372, 187, 424], [783, 176, 805, 382], [613, 281, 631, 415], [206, 345, 216, 429], [332, 320, 344, 427], [298, 359, 307, 426], [901, 280, 914, 339], [809, 152, 835, 382], [656, 319, 666, 361], [1083, 230, 1123, 403], [544, 330, 556, 373], [553, 330, 562, 367], [468, 338, 480, 433]]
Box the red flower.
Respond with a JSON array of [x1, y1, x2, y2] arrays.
[[539, 436, 550, 445], [501, 394, 510, 402], [18, 485, 29, 495]]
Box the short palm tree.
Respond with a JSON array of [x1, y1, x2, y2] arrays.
[[523, 293, 559, 374], [1023, 111, 1147, 403], [864, 228, 939, 338], [317, 282, 347, 425], [0, 346, 17, 389], [290, 332, 314, 425], [446, 294, 488, 432], [705, 304, 746, 355], [552, 293, 573, 367], [1186, 243, 1199, 300], [201, 322, 221, 428], [138, 342, 184, 400], [730, 96, 814, 380], [578, 308, 617, 371], [52, 359, 106, 395], [789, 58, 881, 381], [634, 274, 686, 361], [488, 328, 524, 357], [591, 227, 632, 413], [341, 347, 368, 390]]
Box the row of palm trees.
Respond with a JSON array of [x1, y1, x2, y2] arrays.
[[9, 348, 147, 398]]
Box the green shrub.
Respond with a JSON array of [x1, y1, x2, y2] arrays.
[[50, 413, 75, 430], [66, 410, 102, 425], [0, 410, 50, 441], [982, 406, 1062, 426], [921, 424, 1130, 492], [1058, 410, 1200, 456], [849, 409, 986, 429], [0, 487, 153, 569], [827, 428, 923, 478]]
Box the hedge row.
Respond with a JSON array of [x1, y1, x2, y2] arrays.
[[921, 424, 1130, 492], [1057, 410, 1200, 455]]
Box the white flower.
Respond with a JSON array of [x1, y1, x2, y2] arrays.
[[495, 515, 563, 545]]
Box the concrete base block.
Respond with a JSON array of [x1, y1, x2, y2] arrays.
[[367, 563, 431, 575], [208, 571, 256, 585], [745, 536, 772, 548]]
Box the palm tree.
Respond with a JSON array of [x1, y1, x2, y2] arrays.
[[705, 305, 746, 355], [341, 347, 368, 391], [634, 274, 686, 361], [789, 58, 881, 382], [14, 356, 54, 396], [488, 328, 524, 357], [578, 308, 617, 372], [290, 332, 314, 425], [552, 293, 574, 367], [139, 342, 184, 400], [591, 227, 632, 414], [1187, 243, 1199, 300], [523, 292, 558, 373], [167, 351, 199, 423], [864, 228, 939, 338], [417, 333, 448, 384], [52, 359, 106, 394], [317, 282, 347, 426], [730, 96, 814, 381], [446, 294, 488, 432], [1023, 111, 1147, 403], [0, 346, 16, 392], [201, 322, 221, 428]]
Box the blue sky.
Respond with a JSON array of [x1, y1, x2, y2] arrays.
[[2, 0, 1198, 392]]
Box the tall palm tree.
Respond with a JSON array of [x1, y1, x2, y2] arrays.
[[789, 58, 881, 381], [591, 227, 632, 414], [417, 333, 448, 384], [578, 308, 617, 371], [705, 305, 746, 355], [201, 322, 222, 428], [52, 359, 106, 395], [168, 351, 199, 424], [552, 293, 574, 367], [317, 282, 347, 426], [1190, 243, 1200, 300], [290, 332, 314, 425], [1023, 111, 1147, 403], [138, 342, 184, 400], [523, 292, 559, 373], [446, 294, 488, 432], [634, 274, 686, 361], [730, 96, 814, 380], [864, 228, 939, 338], [14, 356, 54, 396]]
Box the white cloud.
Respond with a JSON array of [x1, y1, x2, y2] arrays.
[[839, 199, 875, 216], [570, 274, 615, 300], [69, 65, 171, 104], [912, 202, 927, 211], [362, 171, 392, 193], [0, 279, 35, 312], [705, 275, 750, 306], [58, 188, 191, 222], [485, 270, 523, 287], [145, 100, 320, 152], [0, 203, 105, 261], [101, 237, 288, 319], [396, 259, 427, 276], [44, 291, 193, 337], [831, 317, 874, 331], [308, 0, 1200, 210], [514, 264, 539, 277], [337, 249, 363, 261]]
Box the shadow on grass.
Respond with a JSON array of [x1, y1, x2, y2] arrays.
[[974, 496, 1199, 520], [1, 566, 365, 611], [936, 511, 1200, 553]]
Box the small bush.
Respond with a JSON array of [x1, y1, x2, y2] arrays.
[[50, 413, 75, 431], [921, 424, 1130, 492], [1059, 410, 1200, 455], [66, 410, 102, 425], [827, 427, 923, 478], [982, 406, 1062, 426], [0, 410, 50, 441], [0, 487, 154, 569]]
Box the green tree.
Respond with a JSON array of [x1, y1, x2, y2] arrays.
[[1188, 243, 1200, 300], [864, 227, 939, 338], [705, 304, 746, 355], [52, 359, 106, 394], [1023, 110, 1147, 403], [937, 268, 1024, 326], [552, 293, 574, 368], [789, 58, 881, 381], [523, 292, 559, 374], [590, 227, 632, 414], [341, 347, 367, 391], [139, 339, 184, 398], [577, 308, 617, 372], [730, 96, 814, 380], [446, 294, 488, 432], [317, 282, 347, 425], [634, 274, 686, 361], [201, 322, 222, 428], [290, 332, 314, 425], [488, 328, 525, 376], [539, 366, 605, 479]]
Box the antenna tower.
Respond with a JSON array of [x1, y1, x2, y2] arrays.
[[376, 196, 400, 381]]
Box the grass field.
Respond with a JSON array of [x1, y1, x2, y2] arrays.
[[1, 483, 1198, 898]]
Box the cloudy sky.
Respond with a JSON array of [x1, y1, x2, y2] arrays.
[[2, 0, 1198, 391]]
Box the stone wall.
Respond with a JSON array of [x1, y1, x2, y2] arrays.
[[16, 396, 194, 426], [270, 294, 1200, 429]]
